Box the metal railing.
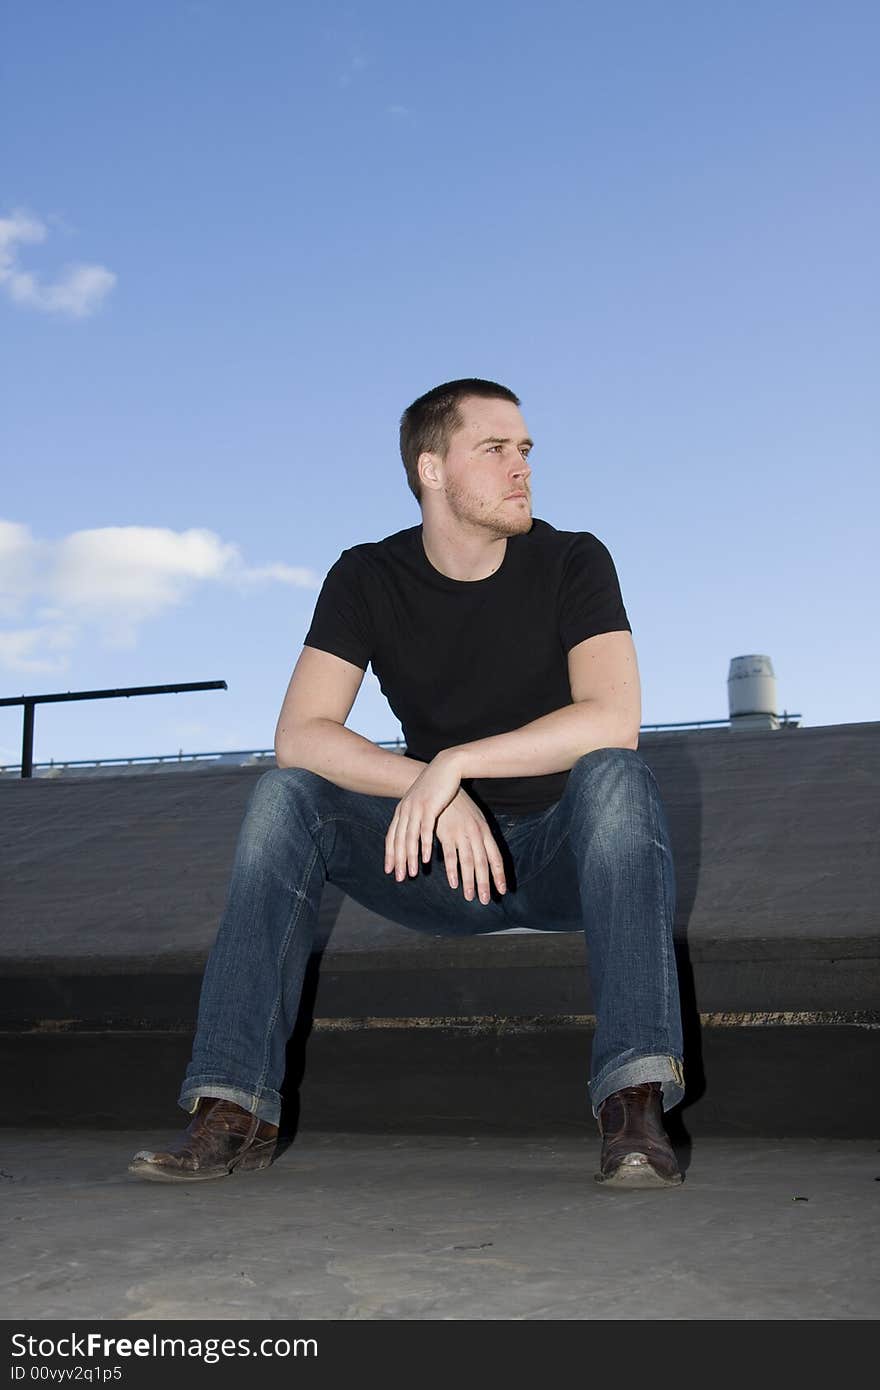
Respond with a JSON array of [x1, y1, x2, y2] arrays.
[[0, 681, 227, 778], [640, 712, 801, 731], [0, 721, 804, 779], [0, 739, 407, 776]]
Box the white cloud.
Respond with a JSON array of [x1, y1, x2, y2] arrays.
[[0, 520, 321, 674], [233, 561, 321, 588], [51, 526, 240, 618], [0, 623, 77, 676], [0, 207, 116, 318]]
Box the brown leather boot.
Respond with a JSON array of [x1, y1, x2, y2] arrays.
[[128, 1097, 279, 1183], [595, 1081, 683, 1188]]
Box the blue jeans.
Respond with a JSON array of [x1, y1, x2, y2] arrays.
[[179, 747, 684, 1127]]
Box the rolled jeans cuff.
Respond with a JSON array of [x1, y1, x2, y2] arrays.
[[177, 1079, 282, 1128], [589, 1052, 685, 1118]]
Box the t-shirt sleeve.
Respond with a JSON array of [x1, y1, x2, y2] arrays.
[[558, 533, 632, 654], [302, 550, 374, 670]]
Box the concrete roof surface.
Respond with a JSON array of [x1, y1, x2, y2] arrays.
[[3, 1130, 878, 1321]]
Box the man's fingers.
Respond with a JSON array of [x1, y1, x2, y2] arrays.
[[456, 832, 503, 904], [386, 809, 436, 880], [442, 842, 459, 891], [485, 834, 507, 894], [433, 795, 508, 902], [384, 812, 399, 874], [405, 820, 419, 876], [471, 843, 492, 904], [391, 811, 409, 880], [456, 842, 476, 901], [435, 815, 508, 902]]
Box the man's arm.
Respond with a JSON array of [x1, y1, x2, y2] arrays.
[[274, 646, 428, 798], [383, 630, 642, 882], [276, 645, 507, 903], [448, 630, 641, 780]]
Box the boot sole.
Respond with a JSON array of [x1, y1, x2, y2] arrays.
[[594, 1154, 683, 1189], [127, 1144, 276, 1184]]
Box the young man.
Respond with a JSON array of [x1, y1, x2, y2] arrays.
[[130, 378, 685, 1189]]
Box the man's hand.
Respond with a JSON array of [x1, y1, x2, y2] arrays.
[[434, 788, 507, 903], [384, 751, 507, 903]]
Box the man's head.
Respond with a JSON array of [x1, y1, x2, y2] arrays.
[[399, 378, 533, 537]]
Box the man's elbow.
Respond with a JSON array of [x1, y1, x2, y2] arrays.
[[616, 702, 641, 751], [611, 729, 640, 752], [275, 715, 340, 768], [583, 700, 640, 752], [627, 716, 641, 750], [274, 722, 302, 768]]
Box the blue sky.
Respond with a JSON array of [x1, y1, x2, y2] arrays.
[[2, 0, 878, 767]]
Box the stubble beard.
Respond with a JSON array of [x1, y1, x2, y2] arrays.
[[444, 481, 533, 540]]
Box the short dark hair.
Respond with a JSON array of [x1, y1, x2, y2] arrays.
[[399, 378, 520, 504]]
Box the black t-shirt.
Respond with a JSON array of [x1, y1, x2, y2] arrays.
[[303, 517, 632, 814]]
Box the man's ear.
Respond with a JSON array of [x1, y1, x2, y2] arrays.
[[418, 452, 443, 493]]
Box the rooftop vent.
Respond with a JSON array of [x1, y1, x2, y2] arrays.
[[728, 654, 782, 731]]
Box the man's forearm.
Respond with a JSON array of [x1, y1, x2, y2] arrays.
[[276, 719, 428, 798], [447, 701, 638, 782]]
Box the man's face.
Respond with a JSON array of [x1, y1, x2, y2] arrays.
[[424, 396, 534, 537]]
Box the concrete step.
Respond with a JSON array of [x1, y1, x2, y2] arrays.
[[3, 1018, 877, 1137]]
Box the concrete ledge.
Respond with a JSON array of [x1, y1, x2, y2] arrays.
[[1, 935, 875, 1029], [2, 723, 878, 971]]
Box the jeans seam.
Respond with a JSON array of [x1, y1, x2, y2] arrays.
[[255, 838, 321, 1099], [253, 811, 393, 1095], [315, 815, 391, 836], [646, 770, 672, 1056]]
